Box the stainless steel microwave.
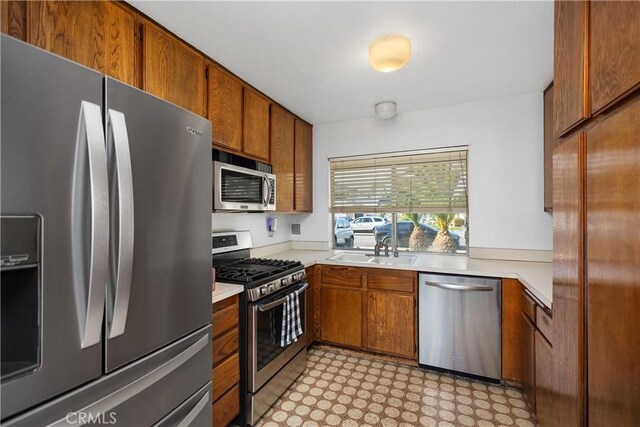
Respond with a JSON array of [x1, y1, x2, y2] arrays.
[[213, 161, 276, 211]]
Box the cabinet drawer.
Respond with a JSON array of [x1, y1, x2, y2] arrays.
[[212, 327, 239, 367], [212, 384, 239, 427], [536, 306, 553, 344], [522, 291, 537, 323], [212, 295, 239, 337], [367, 268, 415, 293], [321, 266, 363, 288], [212, 353, 239, 401]]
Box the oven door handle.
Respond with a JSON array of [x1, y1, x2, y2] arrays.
[[257, 282, 309, 312]]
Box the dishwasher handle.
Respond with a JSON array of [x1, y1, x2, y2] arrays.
[[423, 281, 494, 292]]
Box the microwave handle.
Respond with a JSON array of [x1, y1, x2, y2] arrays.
[[262, 175, 270, 207]]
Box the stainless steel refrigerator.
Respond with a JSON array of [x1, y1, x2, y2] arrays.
[[1, 35, 212, 425]]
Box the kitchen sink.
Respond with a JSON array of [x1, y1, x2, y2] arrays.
[[368, 255, 417, 265], [326, 252, 417, 266], [326, 253, 373, 263]]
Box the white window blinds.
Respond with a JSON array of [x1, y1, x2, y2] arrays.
[[329, 148, 468, 213]]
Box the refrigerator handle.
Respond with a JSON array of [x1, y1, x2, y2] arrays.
[[106, 110, 135, 339], [176, 391, 210, 427], [74, 101, 110, 349]]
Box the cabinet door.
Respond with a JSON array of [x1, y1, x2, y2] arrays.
[[27, 1, 136, 86], [243, 88, 270, 162], [207, 63, 242, 151], [319, 286, 362, 348], [294, 119, 313, 212], [535, 331, 554, 427], [553, 0, 588, 137], [552, 132, 585, 427], [590, 1, 640, 114], [543, 84, 554, 212], [305, 266, 316, 346], [586, 97, 640, 426], [270, 105, 294, 211], [366, 291, 415, 358], [142, 20, 205, 116], [520, 312, 536, 413], [2, 1, 27, 41]]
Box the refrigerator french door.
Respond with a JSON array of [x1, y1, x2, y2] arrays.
[[1, 34, 212, 423]]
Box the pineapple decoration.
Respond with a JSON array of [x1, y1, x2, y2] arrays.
[[430, 213, 459, 253]]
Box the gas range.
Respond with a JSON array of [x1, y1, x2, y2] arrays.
[[211, 230, 309, 425], [211, 231, 305, 301], [215, 257, 305, 302]]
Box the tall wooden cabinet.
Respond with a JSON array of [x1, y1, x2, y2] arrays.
[[585, 97, 640, 426], [551, 1, 639, 425], [141, 19, 205, 117]]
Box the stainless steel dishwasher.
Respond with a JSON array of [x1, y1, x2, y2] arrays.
[[418, 273, 501, 381]]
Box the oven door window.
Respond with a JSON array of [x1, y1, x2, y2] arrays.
[[254, 288, 306, 372], [220, 169, 264, 205]]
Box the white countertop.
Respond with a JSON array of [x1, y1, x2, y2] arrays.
[[272, 249, 553, 308], [212, 282, 244, 304]]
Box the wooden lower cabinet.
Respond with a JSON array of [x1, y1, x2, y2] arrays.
[[211, 295, 240, 427], [317, 265, 416, 360], [535, 331, 554, 426], [366, 291, 415, 358], [319, 285, 363, 348], [520, 312, 536, 413], [305, 266, 317, 346]]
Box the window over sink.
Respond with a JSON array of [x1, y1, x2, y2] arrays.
[[329, 147, 468, 254]]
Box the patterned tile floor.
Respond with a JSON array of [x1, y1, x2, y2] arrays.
[[255, 346, 536, 427]]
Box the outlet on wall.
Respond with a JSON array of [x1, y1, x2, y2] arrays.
[[291, 224, 301, 235]]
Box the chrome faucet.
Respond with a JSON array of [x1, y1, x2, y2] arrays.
[[374, 241, 390, 257], [391, 214, 399, 257]]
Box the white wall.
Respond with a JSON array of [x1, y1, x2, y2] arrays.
[[212, 212, 293, 248], [291, 92, 553, 251]]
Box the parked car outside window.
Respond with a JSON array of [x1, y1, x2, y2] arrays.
[[334, 217, 354, 247], [351, 216, 386, 233]]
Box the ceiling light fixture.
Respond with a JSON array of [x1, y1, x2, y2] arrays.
[[375, 101, 397, 120], [369, 35, 412, 72]]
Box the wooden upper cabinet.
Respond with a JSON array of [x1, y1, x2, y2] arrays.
[[586, 97, 640, 427], [553, 0, 588, 137], [590, 1, 640, 114], [141, 19, 205, 117], [207, 63, 243, 151], [543, 83, 554, 212], [294, 119, 313, 212], [270, 105, 294, 212], [25, 1, 136, 86], [243, 88, 270, 162], [366, 291, 415, 358]]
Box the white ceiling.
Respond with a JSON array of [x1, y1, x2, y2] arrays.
[[130, 1, 553, 124]]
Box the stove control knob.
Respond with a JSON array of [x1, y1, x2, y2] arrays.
[[268, 284, 276, 293], [259, 286, 267, 296], [281, 277, 290, 286]]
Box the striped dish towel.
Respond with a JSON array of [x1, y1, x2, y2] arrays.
[[281, 291, 303, 347]]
